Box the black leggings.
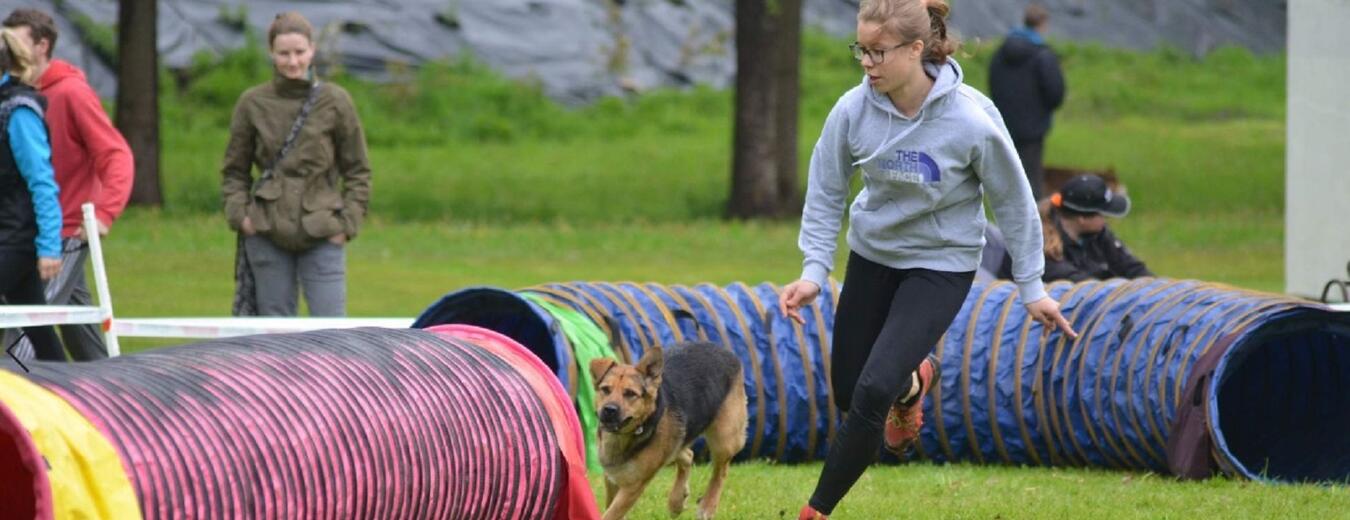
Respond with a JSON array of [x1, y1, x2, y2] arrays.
[[0, 250, 67, 361], [809, 252, 973, 514]]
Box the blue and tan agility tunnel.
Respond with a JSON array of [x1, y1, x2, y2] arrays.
[[414, 282, 842, 465], [0, 326, 599, 519], [923, 278, 1350, 482], [415, 278, 1350, 483]]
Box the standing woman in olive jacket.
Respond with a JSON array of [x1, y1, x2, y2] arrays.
[[221, 12, 371, 316]]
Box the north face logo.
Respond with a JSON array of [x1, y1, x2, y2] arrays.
[[875, 150, 940, 183]]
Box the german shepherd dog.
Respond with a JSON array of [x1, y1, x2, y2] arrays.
[[590, 342, 748, 520]]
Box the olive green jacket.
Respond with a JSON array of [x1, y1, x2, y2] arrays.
[[221, 75, 371, 252]]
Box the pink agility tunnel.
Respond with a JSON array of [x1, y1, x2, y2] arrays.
[[0, 326, 599, 520]]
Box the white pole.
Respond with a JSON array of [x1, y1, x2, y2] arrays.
[[1287, 0, 1350, 298], [82, 203, 120, 356]]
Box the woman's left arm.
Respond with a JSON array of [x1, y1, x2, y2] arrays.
[[333, 88, 372, 240], [974, 112, 1047, 305], [974, 107, 1076, 338], [10, 106, 61, 260]]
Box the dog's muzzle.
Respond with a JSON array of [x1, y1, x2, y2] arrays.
[[599, 404, 627, 432]]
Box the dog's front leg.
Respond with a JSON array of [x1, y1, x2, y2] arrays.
[[604, 476, 619, 508], [668, 448, 694, 515], [603, 478, 654, 520]]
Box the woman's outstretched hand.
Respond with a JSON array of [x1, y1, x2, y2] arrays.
[[1026, 296, 1078, 339], [779, 280, 822, 325]]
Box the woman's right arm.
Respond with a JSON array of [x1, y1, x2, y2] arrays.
[[221, 95, 256, 231], [782, 100, 854, 323], [797, 101, 855, 291]]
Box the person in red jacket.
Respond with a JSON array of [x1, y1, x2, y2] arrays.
[[3, 9, 133, 361]]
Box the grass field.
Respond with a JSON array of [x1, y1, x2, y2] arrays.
[[154, 34, 1285, 221], [586, 462, 1348, 519], [55, 30, 1347, 517], [105, 208, 1279, 330]]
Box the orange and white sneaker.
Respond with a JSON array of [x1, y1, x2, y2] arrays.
[[883, 354, 940, 457], [798, 504, 829, 519]]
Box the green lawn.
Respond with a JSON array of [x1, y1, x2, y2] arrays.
[[586, 462, 1348, 519], [155, 35, 1286, 223], [105, 203, 1281, 352], [104, 212, 801, 322]]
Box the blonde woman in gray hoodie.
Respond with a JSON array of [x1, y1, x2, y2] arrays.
[[778, 1, 1077, 518]]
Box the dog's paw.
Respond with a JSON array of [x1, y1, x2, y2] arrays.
[[695, 497, 720, 520], [667, 490, 688, 516]]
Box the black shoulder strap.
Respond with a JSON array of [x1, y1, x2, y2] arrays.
[[259, 80, 322, 181], [0, 91, 46, 146]]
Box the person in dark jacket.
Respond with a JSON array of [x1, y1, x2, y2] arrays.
[[999, 174, 1152, 283], [988, 3, 1065, 200], [0, 27, 66, 361], [4, 8, 135, 361]]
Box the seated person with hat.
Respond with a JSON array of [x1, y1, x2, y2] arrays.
[[997, 174, 1152, 282]]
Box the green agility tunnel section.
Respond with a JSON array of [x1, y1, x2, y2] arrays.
[[0, 326, 599, 519], [413, 279, 1350, 483]]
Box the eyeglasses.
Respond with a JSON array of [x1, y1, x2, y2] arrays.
[[849, 41, 913, 65]]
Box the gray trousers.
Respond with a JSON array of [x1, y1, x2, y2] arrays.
[[244, 235, 346, 316], [5, 238, 107, 361]]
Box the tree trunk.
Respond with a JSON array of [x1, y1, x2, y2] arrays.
[[774, 0, 802, 214], [729, 0, 780, 219], [729, 0, 802, 219], [116, 0, 161, 206]]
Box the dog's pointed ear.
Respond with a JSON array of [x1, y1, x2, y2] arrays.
[[636, 346, 664, 380], [590, 358, 617, 387]]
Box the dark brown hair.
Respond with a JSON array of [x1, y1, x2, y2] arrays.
[[2, 9, 57, 59]]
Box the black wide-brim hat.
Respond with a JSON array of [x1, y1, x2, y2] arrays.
[[1058, 174, 1130, 217]]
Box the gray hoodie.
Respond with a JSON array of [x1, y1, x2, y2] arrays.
[[798, 58, 1047, 304]]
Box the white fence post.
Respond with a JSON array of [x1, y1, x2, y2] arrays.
[[82, 203, 119, 356]]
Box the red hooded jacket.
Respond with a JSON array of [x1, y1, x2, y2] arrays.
[[38, 59, 133, 237]]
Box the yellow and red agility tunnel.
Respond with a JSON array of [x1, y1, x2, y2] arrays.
[[0, 325, 598, 519]]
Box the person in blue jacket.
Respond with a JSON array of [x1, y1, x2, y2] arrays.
[[0, 27, 66, 361]]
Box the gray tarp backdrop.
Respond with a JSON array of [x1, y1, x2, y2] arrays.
[[0, 0, 1284, 102]]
